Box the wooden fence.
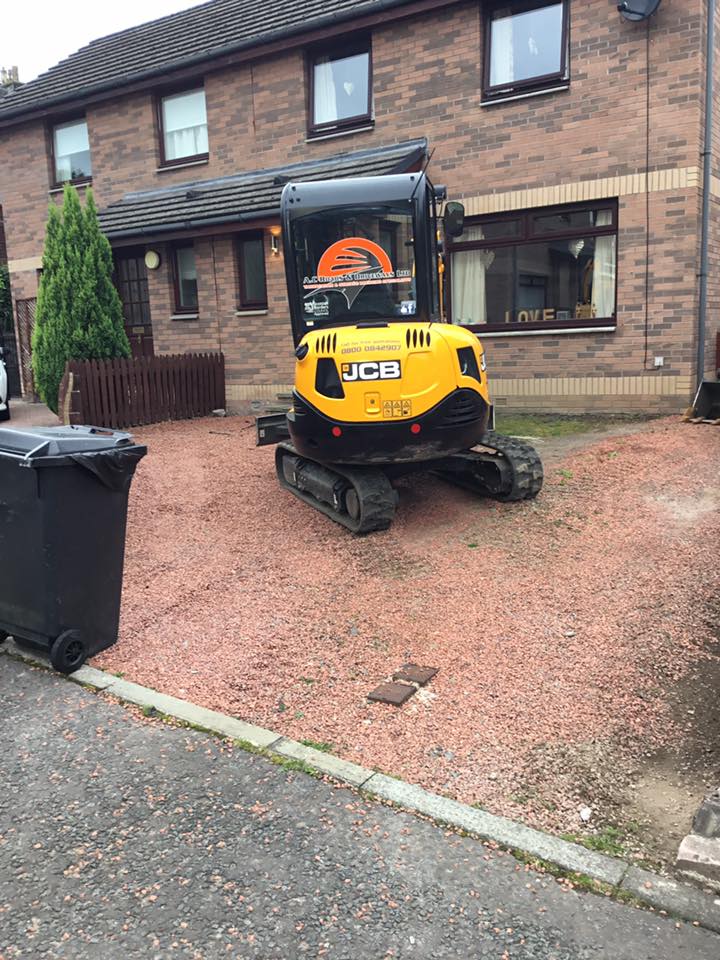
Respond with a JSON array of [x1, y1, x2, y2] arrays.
[[61, 353, 225, 429]]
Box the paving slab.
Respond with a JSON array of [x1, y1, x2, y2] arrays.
[[367, 681, 415, 705], [392, 663, 439, 686], [676, 835, 720, 885], [694, 791, 720, 839]]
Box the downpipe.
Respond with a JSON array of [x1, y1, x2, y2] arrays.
[[697, 0, 716, 389]]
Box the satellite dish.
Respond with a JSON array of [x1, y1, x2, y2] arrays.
[[618, 0, 662, 21]]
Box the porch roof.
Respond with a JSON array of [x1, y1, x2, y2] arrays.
[[98, 139, 427, 241]]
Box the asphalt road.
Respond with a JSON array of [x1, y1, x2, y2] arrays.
[[1, 656, 718, 960]]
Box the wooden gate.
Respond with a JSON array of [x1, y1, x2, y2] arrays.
[[62, 353, 225, 429], [15, 297, 37, 400]]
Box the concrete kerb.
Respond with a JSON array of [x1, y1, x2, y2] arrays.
[[3, 638, 720, 934]]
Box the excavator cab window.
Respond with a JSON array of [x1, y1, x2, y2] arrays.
[[291, 204, 417, 334]]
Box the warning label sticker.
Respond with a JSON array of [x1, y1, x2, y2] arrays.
[[383, 400, 412, 419]]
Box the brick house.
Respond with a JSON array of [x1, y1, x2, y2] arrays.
[[0, 0, 717, 413]]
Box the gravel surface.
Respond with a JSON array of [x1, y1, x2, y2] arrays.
[[2, 657, 719, 960], [97, 416, 720, 837]]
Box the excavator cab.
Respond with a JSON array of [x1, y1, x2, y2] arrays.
[[282, 173, 447, 344], [257, 172, 543, 534]]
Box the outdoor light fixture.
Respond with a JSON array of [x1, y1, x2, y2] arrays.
[[144, 249, 161, 270], [270, 228, 281, 256]]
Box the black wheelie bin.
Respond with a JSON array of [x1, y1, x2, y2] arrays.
[[0, 425, 146, 673]]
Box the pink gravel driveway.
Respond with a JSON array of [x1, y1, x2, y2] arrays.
[[97, 416, 720, 838]]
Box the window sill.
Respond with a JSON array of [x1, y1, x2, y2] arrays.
[[49, 179, 92, 194], [235, 309, 268, 316], [477, 324, 616, 338], [306, 124, 374, 143], [157, 157, 209, 173], [170, 313, 199, 320], [481, 84, 569, 108]]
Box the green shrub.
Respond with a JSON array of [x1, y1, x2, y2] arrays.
[[32, 184, 130, 412]]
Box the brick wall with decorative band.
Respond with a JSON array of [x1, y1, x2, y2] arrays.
[[0, 0, 716, 413]]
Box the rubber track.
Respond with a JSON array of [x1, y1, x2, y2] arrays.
[[441, 431, 544, 502], [275, 443, 397, 535]]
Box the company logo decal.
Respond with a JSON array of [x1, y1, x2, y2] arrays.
[[303, 238, 412, 302], [317, 238, 393, 281], [341, 361, 402, 382]]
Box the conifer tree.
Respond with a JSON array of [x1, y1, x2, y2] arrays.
[[32, 184, 130, 412]]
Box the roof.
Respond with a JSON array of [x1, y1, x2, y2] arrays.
[[98, 138, 427, 240], [0, 0, 424, 123]]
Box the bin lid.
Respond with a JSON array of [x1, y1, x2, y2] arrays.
[[0, 425, 135, 459]]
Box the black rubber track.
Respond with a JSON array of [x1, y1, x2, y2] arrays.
[[480, 431, 544, 501], [438, 431, 544, 502], [275, 443, 397, 534]]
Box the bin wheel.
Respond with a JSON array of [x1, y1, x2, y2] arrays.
[[50, 631, 87, 674]]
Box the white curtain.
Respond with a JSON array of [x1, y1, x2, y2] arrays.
[[490, 16, 515, 86], [591, 211, 616, 319], [314, 57, 338, 125], [452, 227, 495, 325], [163, 89, 208, 160]]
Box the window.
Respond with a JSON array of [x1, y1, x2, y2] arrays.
[[309, 40, 372, 135], [237, 233, 267, 310], [450, 203, 617, 333], [172, 244, 198, 313], [52, 119, 92, 184], [159, 88, 209, 165], [292, 205, 415, 332], [484, 1, 569, 100]]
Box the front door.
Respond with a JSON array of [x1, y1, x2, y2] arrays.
[[114, 249, 154, 358]]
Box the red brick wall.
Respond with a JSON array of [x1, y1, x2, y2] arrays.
[[0, 0, 711, 408]]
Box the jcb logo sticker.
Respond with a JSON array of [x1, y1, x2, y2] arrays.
[[341, 361, 401, 382]]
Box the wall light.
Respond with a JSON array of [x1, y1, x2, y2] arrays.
[[270, 225, 281, 256]]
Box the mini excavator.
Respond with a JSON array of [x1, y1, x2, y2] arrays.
[[256, 172, 543, 533]]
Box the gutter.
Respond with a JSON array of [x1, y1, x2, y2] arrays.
[[697, 0, 716, 389], [101, 208, 281, 241]]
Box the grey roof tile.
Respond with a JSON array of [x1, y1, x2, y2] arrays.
[[0, 0, 418, 121], [98, 138, 426, 238]]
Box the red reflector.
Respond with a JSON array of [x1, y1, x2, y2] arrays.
[[410, 423, 421, 435], [332, 426, 342, 437]]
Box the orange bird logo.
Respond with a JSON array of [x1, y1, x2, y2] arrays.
[[317, 238, 393, 280]]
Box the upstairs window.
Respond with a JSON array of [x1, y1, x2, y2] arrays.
[[237, 232, 268, 310], [484, 1, 569, 100], [52, 119, 92, 184], [309, 40, 372, 135], [159, 88, 209, 165], [172, 244, 198, 313], [450, 202, 617, 334]]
